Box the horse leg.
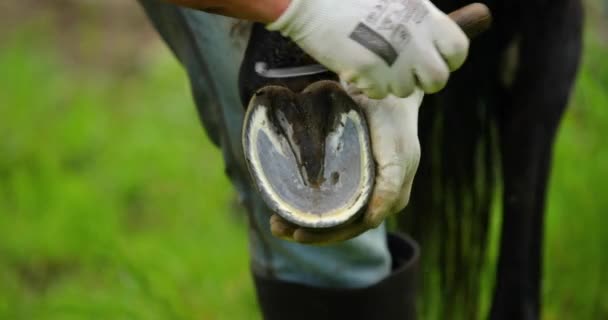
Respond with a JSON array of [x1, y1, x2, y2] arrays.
[[491, 112, 560, 319], [489, 1, 583, 319]]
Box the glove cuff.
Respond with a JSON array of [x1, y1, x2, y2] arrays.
[[266, 0, 302, 32], [266, 0, 325, 39]]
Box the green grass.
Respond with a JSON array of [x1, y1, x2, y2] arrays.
[[0, 13, 607, 320], [0, 32, 256, 319], [542, 30, 608, 319]]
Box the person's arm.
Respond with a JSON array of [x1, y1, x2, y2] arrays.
[[163, 0, 290, 23], [165, 0, 469, 100]]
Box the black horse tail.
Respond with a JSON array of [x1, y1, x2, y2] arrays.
[[398, 3, 513, 317]]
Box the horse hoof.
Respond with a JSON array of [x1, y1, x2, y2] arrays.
[[242, 80, 374, 229]]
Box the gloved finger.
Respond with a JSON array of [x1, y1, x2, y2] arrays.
[[292, 222, 369, 245], [270, 214, 297, 240], [362, 87, 389, 100], [389, 70, 417, 99], [392, 182, 413, 214], [364, 161, 406, 228], [390, 101, 422, 213], [413, 46, 450, 94], [432, 14, 470, 71], [351, 72, 389, 100], [392, 157, 420, 213], [355, 99, 410, 227], [346, 86, 422, 228]]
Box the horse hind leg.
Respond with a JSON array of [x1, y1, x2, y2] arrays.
[[491, 111, 562, 319], [490, 0, 583, 319]]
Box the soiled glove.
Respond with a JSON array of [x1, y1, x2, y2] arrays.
[[267, 0, 468, 99], [271, 84, 423, 245]]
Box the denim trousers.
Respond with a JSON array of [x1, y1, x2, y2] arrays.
[[139, 0, 391, 288]]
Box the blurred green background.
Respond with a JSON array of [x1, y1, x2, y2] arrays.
[[0, 1, 606, 319]]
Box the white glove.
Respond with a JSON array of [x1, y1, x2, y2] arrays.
[[346, 84, 423, 227], [268, 0, 468, 99], [270, 84, 423, 244]]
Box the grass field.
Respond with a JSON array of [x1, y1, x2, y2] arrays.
[[0, 3, 607, 319]]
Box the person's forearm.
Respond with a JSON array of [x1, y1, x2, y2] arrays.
[[163, 0, 290, 23]]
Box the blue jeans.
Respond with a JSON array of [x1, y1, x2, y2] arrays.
[[139, 0, 391, 288]]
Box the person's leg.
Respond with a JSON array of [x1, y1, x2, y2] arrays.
[[138, 2, 419, 318], [138, 0, 393, 287]]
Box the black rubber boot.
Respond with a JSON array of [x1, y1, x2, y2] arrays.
[[253, 233, 420, 320]]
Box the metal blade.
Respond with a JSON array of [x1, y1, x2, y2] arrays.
[[255, 62, 330, 79]]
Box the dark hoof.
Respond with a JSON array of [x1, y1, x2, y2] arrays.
[[242, 80, 374, 228]]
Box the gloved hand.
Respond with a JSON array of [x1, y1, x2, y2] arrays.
[[271, 84, 423, 245], [267, 0, 469, 99]]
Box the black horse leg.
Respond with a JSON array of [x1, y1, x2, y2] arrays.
[[491, 112, 561, 319], [490, 1, 583, 319]]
